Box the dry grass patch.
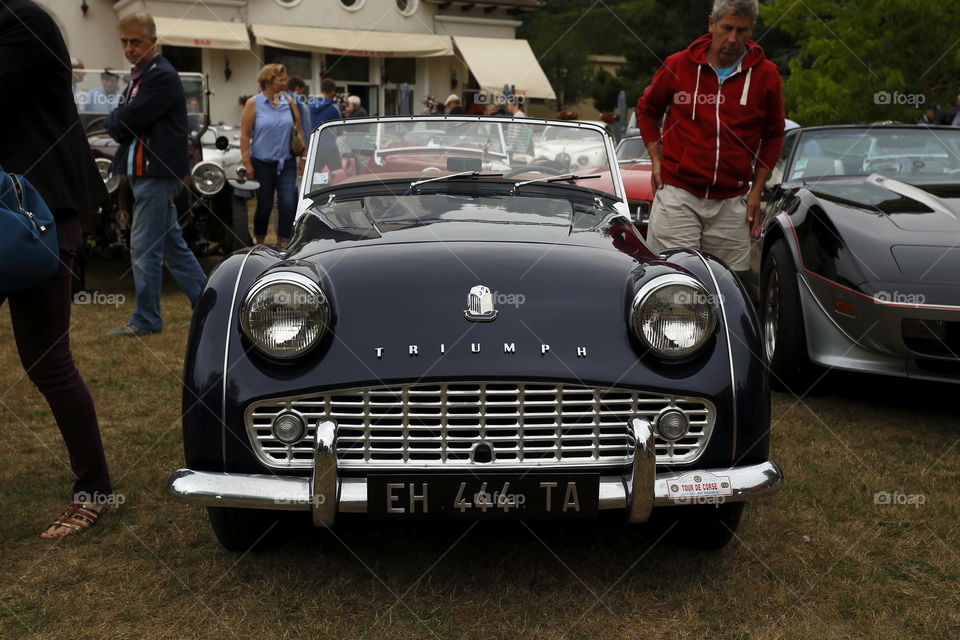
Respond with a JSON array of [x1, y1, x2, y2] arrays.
[[0, 259, 958, 639]]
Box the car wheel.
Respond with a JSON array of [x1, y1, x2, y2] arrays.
[[206, 507, 285, 552], [654, 503, 744, 550], [760, 239, 813, 390]]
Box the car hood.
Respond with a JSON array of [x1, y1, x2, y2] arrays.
[[808, 177, 960, 233]]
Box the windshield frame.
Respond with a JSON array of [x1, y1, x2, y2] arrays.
[[297, 116, 626, 219]]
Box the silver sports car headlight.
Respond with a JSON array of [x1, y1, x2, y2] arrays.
[[631, 275, 717, 359], [191, 161, 226, 196], [95, 157, 120, 194], [240, 273, 330, 359]]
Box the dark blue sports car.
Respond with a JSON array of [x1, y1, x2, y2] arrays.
[[168, 117, 782, 551]]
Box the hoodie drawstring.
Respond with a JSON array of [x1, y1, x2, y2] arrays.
[[740, 66, 752, 106], [692, 65, 701, 121]]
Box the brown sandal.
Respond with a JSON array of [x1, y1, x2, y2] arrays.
[[39, 503, 112, 540]]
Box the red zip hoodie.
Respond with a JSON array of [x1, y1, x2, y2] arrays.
[[637, 34, 784, 199]]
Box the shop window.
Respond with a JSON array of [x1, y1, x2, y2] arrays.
[[163, 46, 202, 73], [383, 58, 416, 85], [325, 55, 369, 82], [264, 47, 312, 82]]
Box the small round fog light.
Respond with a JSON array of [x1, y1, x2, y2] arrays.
[[657, 409, 689, 441], [272, 413, 306, 444]]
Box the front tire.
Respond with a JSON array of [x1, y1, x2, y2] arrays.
[[207, 507, 285, 552], [760, 239, 814, 391]]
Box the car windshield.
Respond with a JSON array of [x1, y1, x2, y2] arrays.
[[617, 138, 650, 162], [788, 128, 960, 180], [309, 118, 620, 199]]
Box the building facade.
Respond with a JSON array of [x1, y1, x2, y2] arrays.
[[42, 0, 555, 125]]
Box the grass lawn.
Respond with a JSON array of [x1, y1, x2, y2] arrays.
[[0, 256, 958, 639]]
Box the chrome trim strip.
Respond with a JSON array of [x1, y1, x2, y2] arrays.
[[167, 461, 784, 513], [627, 417, 655, 523], [692, 251, 737, 459], [221, 247, 256, 469], [311, 420, 338, 527]]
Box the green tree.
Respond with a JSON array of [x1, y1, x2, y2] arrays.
[[763, 0, 960, 125], [521, 1, 794, 111]]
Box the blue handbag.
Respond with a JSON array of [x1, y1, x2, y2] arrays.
[[0, 166, 59, 293]]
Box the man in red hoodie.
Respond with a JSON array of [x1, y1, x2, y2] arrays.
[[637, 0, 783, 274]]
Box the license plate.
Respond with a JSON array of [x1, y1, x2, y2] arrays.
[[367, 474, 599, 520]]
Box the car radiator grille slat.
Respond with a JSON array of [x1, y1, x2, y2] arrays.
[[245, 382, 716, 469]]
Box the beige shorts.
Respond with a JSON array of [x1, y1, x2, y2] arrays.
[[646, 184, 751, 270]]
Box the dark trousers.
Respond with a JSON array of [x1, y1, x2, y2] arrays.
[[0, 214, 112, 500], [251, 157, 297, 242]]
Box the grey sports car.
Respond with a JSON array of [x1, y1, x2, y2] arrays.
[[752, 124, 960, 388]]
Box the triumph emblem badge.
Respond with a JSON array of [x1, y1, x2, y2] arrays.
[[464, 285, 498, 322]]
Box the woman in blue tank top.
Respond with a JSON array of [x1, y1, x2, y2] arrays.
[[240, 63, 306, 247]]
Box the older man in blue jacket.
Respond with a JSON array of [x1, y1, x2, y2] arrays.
[[105, 11, 207, 337]]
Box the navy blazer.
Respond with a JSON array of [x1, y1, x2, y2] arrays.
[[0, 0, 106, 223], [107, 54, 189, 179]]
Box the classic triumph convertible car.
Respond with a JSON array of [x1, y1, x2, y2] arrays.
[[168, 117, 782, 551]]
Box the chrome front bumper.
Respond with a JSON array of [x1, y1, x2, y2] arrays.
[[168, 418, 783, 525]]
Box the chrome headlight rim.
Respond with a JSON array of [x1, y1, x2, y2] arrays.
[[631, 274, 718, 360], [190, 160, 227, 196], [240, 272, 330, 361], [95, 157, 120, 195]]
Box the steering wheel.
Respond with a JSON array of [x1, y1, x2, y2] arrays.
[[504, 165, 565, 179], [421, 167, 442, 173]]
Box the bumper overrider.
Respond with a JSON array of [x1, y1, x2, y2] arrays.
[[168, 418, 783, 524]]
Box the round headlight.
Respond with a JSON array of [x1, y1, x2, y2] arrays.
[[95, 157, 120, 194], [631, 276, 717, 359], [272, 412, 306, 444], [191, 161, 226, 196], [657, 409, 689, 440], [240, 273, 330, 359]]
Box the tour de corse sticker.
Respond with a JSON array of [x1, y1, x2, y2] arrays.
[[666, 471, 734, 499]]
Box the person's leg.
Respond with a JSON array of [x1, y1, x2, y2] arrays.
[[275, 159, 298, 245], [159, 180, 208, 306], [5, 215, 112, 535], [251, 158, 278, 244], [700, 193, 751, 271], [127, 177, 171, 332], [645, 184, 706, 255]]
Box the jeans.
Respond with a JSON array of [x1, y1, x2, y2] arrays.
[[252, 157, 297, 242], [128, 176, 208, 332], [0, 214, 112, 498]]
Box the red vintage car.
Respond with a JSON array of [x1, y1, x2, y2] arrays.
[[616, 136, 654, 237]]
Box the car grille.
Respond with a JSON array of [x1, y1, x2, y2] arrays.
[[245, 382, 716, 470]]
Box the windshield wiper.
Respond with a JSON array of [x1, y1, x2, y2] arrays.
[[513, 173, 602, 190], [410, 170, 502, 189]]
